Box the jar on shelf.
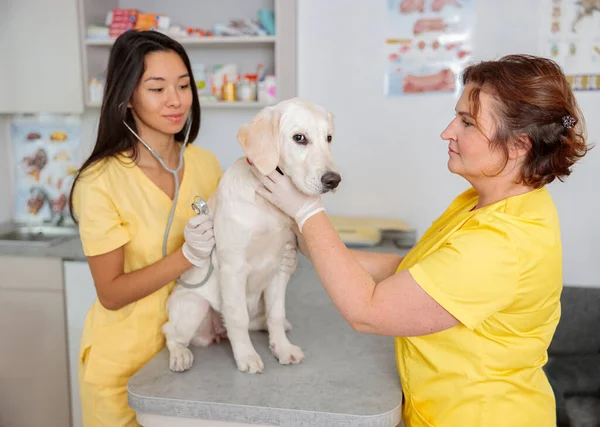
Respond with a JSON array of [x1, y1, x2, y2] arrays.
[[88, 76, 104, 103], [258, 75, 276, 103], [237, 74, 258, 101], [221, 75, 237, 102]]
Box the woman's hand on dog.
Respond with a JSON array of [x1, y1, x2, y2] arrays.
[[251, 166, 324, 232]]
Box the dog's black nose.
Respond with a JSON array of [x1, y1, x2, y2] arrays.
[[321, 172, 341, 190]]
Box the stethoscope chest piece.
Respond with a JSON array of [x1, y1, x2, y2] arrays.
[[191, 196, 209, 215]]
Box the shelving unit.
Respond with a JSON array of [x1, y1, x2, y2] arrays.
[[77, 0, 296, 110], [85, 100, 277, 109], [84, 35, 277, 46]]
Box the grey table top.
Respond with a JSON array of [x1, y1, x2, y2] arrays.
[[0, 221, 87, 261], [128, 243, 409, 427], [0, 236, 86, 260]]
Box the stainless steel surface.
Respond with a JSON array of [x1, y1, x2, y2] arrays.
[[0, 224, 79, 247]]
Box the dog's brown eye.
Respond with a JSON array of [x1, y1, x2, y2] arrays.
[[327, 135, 332, 143], [293, 134, 307, 145]]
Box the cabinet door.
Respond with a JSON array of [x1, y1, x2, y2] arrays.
[[64, 260, 98, 427], [0, 289, 71, 427], [0, 0, 84, 113]]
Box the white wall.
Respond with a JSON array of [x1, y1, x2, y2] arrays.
[[297, 0, 600, 286]]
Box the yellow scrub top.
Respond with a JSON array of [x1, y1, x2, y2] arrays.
[[396, 186, 561, 427], [72, 144, 222, 387]]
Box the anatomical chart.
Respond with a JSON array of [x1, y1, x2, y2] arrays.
[[385, 0, 475, 96], [543, 0, 600, 90], [10, 115, 81, 223]]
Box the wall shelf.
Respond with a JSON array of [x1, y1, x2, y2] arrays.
[[79, 1, 296, 109], [200, 101, 276, 108], [86, 100, 274, 108], [85, 35, 277, 46]]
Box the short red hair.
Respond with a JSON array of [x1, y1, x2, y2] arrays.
[[462, 54, 591, 188]]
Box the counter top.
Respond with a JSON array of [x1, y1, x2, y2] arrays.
[[128, 243, 408, 427], [0, 236, 87, 261]]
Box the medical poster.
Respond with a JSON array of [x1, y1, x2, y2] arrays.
[[10, 115, 81, 223], [384, 0, 476, 97], [542, 0, 600, 90]]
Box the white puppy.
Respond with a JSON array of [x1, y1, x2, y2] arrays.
[[162, 98, 341, 373]]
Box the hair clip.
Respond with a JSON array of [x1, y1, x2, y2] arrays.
[[562, 115, 576, 129]]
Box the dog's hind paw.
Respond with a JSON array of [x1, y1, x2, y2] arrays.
[[271, 343, 304, 365], [169, 345, 194, 372], [235, 350, 264, 374]]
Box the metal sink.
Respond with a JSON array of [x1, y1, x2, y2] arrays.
[[0, 224, 79, 247]]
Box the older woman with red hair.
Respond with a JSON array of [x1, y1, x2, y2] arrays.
[[253, 54, 592, 427]]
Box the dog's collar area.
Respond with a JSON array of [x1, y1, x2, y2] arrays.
[[246, 158, 284, 175]]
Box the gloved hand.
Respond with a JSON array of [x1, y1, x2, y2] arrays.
[[182, 214, 215, 268], [251, 167, 325, 232], [280, 242, 298, 275]]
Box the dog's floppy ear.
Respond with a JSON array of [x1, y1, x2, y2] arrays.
[[237, 107, 281, 175]]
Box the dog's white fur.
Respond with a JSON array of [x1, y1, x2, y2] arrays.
[[162, 98, 340, 373]]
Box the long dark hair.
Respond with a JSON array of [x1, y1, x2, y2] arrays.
[[68, 30, 201, 222]]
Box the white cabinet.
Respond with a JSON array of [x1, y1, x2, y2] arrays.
[[0, 256, 71, 427], [0, 0, 84, 114], [64, 260, 98, 427]]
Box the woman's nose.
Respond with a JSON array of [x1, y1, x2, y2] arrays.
[[167, 88, 181, 107], [440, 121, 454, 141]]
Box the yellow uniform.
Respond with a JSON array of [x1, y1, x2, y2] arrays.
[[396, 187, 561, 427], [72, 145, 222, 426]]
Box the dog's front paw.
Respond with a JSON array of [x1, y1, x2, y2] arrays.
[[169, 345, 194, 372], [270, 342, 304, 365], [235, 350, 264, 374]]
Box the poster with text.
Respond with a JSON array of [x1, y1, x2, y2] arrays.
[[542, 0, 600, 90], [10, 114, 81, 224], [385, 0, 475, 97]]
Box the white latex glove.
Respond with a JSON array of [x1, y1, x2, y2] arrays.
[[280, 242, 298, 275], [182, 214, 215, 268], [251, 167, 325, 233]]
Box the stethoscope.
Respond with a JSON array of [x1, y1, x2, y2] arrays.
[[123, 116, 213, 289]]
